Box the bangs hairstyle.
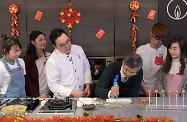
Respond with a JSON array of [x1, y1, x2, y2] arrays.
[[1, 34, 22, 54], [162, 35, 187, 74], [49, 28, 68, 45], [151, 22, 169, 39]]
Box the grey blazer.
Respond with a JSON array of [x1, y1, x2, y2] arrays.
[[157, 62, 187, 97]]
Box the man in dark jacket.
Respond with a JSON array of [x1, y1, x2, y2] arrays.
[[95, 53, 143, 99]]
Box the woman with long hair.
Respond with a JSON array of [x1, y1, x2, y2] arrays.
[[158, 35, 187, 97], [24, 30, 52, 98]]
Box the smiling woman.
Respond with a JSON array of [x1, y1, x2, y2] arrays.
[[158, 35, 187, 97], [24, 30, 53, 98]]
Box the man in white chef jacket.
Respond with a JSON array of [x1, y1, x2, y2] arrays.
[[46, 28, 92, 98]]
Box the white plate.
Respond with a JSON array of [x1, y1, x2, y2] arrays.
[[77, 98, 94, 107], [106, 98, 132, 104]]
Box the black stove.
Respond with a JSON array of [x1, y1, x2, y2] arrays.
[[39, 97, 75, 114], [4, 98, 39, 113], [0, 99, 10, 106], [48, 97, 72, 110]]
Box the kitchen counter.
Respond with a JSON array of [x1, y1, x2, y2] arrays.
[[1, 97, 187, 121], [76, 97, 187, 122]]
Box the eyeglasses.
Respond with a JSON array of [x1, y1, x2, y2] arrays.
[[151, 34, 165, 43], [57, 39, 71, 49], [123, 65, 138, 76]]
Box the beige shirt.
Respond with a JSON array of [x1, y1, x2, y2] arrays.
[[36, 53, 50, 96]]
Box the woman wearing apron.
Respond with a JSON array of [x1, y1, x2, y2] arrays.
[[0, 34, 26, 98], [158, 35, 187, 97]]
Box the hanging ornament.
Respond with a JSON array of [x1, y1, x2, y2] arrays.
[[9, 3, 19, 37], [130, 0, 140, 52], [59, 0, 82, 39]]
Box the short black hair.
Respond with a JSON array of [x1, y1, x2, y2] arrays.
[[1, 34, 22, 55], [49, 28, 68, 45]]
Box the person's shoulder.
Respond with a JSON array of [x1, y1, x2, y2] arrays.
[[103, 61, 122, 75], [137, 43, 149, 50], [107, 61, 122, 69], [160, 45, 167, 49], [0, 59, 4, 67], [18, 58, 25, 65], [157, 45, 167, 54], [23, 54, 33, 60], [46, 50, 58, 64], [23, 54, 36, 64], [48, 50, 57, 58], [72, 44, 84, 52], [185, 60, 187, 67], [184, 62, 187, 73], [72, 44, 83, 49], [0, 60, 6, 73], [18, 58, 24, 61], [136, 43, 149, 53]]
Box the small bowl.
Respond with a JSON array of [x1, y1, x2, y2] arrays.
[[82, 104, 96, 110]]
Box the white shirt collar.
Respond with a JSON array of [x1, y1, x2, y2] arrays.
[[120, 66, 125, 77], [54, 48, 71, 58], [120, 66, 128, 83]]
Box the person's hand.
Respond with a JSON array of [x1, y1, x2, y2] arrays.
[[110, 86, 119, 97], [71, 90, 84, 98], [150, 90, 156, 97], [46, 95, 51, 98], [150, 88, 158, 97], [83, 87, 91, 97], [144, 91, 149, 97], [145, 90, 155, 97], [37, 96, 51, 98]]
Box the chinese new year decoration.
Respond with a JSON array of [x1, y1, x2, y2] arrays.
[[130, 0, 140, 52], [9, 3, 19, 37], [59, 0, 81, 39]]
